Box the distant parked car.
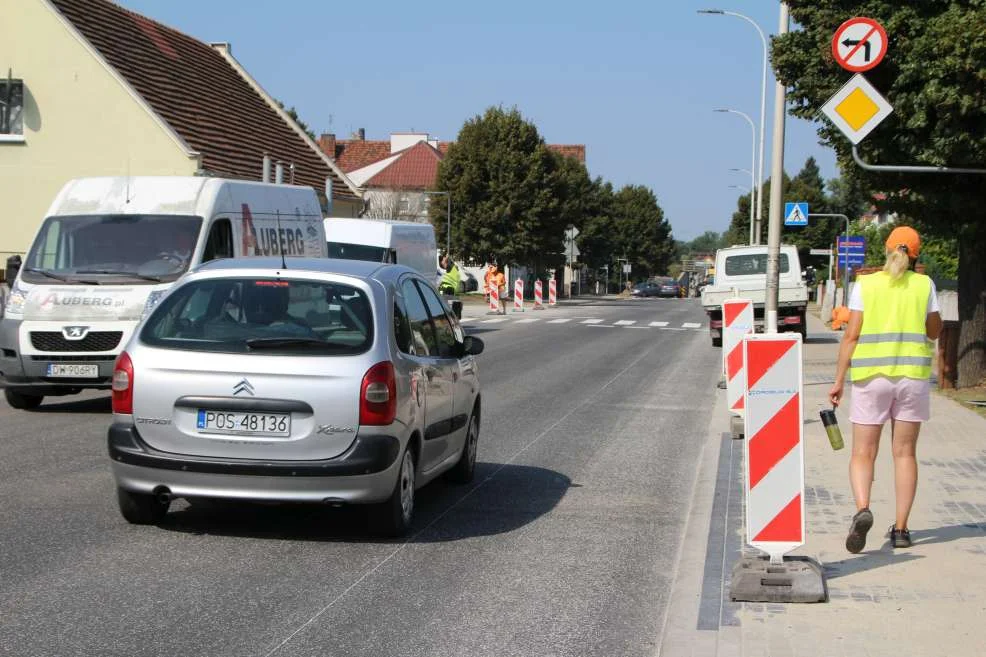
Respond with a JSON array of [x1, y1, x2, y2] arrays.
[[107, 257, 485, 536], [654, 277, 681, 298], [459, 271, 479, 293], [631, 281, 659, 297]]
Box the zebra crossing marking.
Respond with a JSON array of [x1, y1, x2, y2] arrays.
[[581, 319, 603, 324]]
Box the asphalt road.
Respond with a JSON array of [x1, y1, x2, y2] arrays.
[[0, 296, 721, 657]]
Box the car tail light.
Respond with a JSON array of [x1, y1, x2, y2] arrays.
[[360, 361, 396, 426], [783, 316, 802, 325], [111, 352, 134, 414]]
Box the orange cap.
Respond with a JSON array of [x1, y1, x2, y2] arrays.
[[885, 226, 920, 258]]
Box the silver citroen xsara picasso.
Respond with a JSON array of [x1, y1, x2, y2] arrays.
[[108, 257, 483, 536]]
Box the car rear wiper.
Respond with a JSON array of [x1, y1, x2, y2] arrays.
[[245, 337, 344, 351], [75, 269, 164, 282], [24, 267, 100, 284]]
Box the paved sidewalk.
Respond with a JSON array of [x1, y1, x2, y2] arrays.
[[660, 313, 986, 657]]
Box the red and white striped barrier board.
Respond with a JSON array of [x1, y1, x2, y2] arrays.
[[513, 279, 524, 312], [534, 280, 544, 309], [723, 299, 754, 415], [548, 279, 557, 306], [743, 333, 805, 563], [489, 284, 499, 312]]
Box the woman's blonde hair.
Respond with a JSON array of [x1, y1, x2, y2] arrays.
[[883, 246, 911, 281]]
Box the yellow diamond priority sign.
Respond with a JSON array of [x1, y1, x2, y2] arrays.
[[821, 74, 892, 145]]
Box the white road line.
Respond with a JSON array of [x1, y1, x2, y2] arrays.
[[625, 326, 652, 330], [650, 321, 669, 327], [587, 324, 617, 328], [581, 319, 603, 324], [682, 322, 702, 329], [614, 320, 637, 326], [480, 317, 510, 324], [515, 318, 540, 323], [460, 317, 478, 322], [547, 318, 572, 324]]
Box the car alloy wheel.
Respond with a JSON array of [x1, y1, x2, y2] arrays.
[[399, 449, 415, 525]]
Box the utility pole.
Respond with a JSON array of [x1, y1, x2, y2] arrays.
[[764, 2, 789, 334]]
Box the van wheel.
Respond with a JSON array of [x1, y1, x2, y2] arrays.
[[4, 389, 43, 410], [446, 412, 479, 484], [117, 487, 170, 525], [375, 448, 415, 537]]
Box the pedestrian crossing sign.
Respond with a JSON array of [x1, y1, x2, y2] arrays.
[[784, 202, 809, 227]]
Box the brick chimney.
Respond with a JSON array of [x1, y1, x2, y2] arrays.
[[317, 133, 337, 159]]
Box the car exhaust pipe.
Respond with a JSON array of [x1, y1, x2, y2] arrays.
[[153, 486, 172, 505]]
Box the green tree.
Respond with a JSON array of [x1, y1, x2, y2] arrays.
[[275, 100, 316, 141], [611, 185, 675, 279], [685, 231, 726, 255], [773, 1, 985, 386], [435, 106, 569, 267]]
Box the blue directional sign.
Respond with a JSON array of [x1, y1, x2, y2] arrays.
[[836, 236, 866, 268], [784, 202, 809, 226]]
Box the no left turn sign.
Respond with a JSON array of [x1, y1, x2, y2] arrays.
[[831, 17, 888, 72]]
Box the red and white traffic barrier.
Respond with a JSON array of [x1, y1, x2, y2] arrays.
[[533, 280, 544, 309], [743, 333, 805, 563], [548, 278, 557, 306], [513, 279, 524, 312], [723, 298, 754, 415], [489, 284, 499, 312]]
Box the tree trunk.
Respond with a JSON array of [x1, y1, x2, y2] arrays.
[[956, 225, 986, 388]]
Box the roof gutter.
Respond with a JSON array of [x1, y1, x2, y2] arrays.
[[42, 0, 202, 171], [211, 43, 363, 201]]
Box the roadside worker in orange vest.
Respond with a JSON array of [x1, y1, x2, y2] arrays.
[[490, 263, 507, 315], [828, 226, 943, 552]]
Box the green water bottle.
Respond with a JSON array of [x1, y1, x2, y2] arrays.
[[819, 408, 844, 450]]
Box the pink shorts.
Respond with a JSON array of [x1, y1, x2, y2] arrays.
[[849, 377, 930, 425]]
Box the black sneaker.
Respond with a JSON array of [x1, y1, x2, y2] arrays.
[[846, 508, 874, 553], [888, 525, 912, 548]]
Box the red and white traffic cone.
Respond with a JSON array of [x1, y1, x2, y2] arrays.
[[533, 280, 544, 309], [513, 279, 524, 312], [548, 278, 557, 306]]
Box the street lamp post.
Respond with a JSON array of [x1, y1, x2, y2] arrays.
[[422, 191, 452, 255], [699, 9, 768, 245], [729, 168, 755, 245], [715, 108, 756, 245]]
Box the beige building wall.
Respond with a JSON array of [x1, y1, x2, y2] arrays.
[[0, 0, 199, 261]]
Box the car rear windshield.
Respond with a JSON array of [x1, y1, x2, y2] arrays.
[[141, 278, 373, 355], [723, 253, 790, 276]]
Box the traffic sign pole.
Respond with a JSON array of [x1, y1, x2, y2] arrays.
[[809, 213, 850, 305]]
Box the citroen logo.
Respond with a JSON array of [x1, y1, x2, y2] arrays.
[[233, 379, 255, 396], [62, 326, 90, 340]]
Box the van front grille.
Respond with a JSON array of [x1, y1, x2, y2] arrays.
[[30, 331, 123, 353]]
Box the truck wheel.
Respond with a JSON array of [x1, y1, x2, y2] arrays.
[[4, 389, 43, 410], [712, 336, 722, 348]]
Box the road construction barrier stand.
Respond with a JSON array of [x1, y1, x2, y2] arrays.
[[548, 279, 557, 306], [513, 279, 524, 312], [489, 284, 499, 312], [534, 280, 544, 309], [723, 298, 754, 417], [743, 332, 805, 564]]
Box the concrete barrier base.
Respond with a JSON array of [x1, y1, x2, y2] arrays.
[[730, 556, 826, 603], [730, 415, 744, 440]]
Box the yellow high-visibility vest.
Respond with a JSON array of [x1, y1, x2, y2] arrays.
[[850, 271, 933, 382]]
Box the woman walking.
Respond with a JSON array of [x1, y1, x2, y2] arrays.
[[829, 226, 942, 553]]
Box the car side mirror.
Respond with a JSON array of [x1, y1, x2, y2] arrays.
[[5, 255, 21, 284], [462, 335, 484, 356]]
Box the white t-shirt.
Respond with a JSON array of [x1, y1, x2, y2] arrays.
[[848, 277, 940, 314]]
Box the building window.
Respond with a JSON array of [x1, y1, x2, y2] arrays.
[[0, 78, 24, 138], [399, 196, 411, 215]]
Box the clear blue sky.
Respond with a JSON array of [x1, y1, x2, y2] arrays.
[[118, 0, 837, 242]]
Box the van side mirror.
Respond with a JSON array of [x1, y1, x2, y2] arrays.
[[5, 255, 22, 284], [461, 335, 484, 356]]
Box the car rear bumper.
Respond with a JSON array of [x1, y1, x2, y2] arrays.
[[108, 423, 402, 503]]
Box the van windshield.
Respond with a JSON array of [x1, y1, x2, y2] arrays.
[[22, 215, 202, 285], [327, 241, 393, 263]]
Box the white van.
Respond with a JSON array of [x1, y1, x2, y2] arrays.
[[0, 176, 326, 409], [324, 218, 437, 281]]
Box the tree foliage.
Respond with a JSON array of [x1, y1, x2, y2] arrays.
[[275, 100, 316, 141], [773, 0, 986, 386]]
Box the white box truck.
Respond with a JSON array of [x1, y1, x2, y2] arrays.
[[700, 244, 809, 346], [0, 176, 327, 409], [323, 218, 438, 282]]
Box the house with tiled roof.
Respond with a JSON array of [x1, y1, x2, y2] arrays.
[[315, 131, 585, 224], [0, 0, 362, 259]]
